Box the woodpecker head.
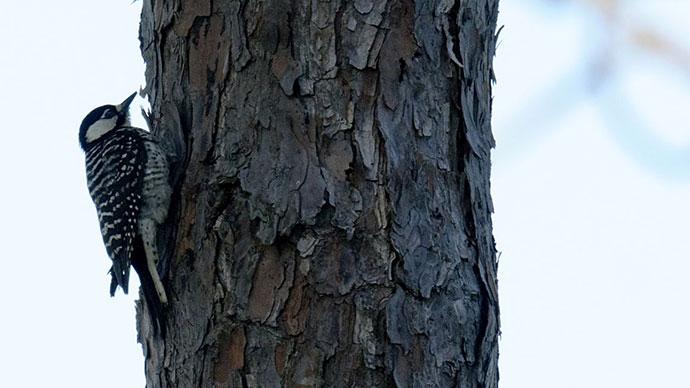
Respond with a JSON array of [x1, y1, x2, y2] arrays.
[[79, 92, 137, 150]]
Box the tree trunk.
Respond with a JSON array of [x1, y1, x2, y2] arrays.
[[138, 0, 499, 386]]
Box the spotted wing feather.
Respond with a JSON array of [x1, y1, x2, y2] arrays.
[[84, 129, 146, 294]]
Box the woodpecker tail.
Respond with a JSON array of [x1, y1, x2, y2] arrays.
[[108, 260, 130, 295], [131, 238, 167, 337]]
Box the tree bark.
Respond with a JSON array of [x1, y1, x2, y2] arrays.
[[138, 0, 499, 386]]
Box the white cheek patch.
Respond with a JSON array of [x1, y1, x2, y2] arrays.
[[85, 117, 117, 143]]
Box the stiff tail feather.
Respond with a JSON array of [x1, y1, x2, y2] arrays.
[[131, 238, 167, 337], [109, 260, 130, 295]]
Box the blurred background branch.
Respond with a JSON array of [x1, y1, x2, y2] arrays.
[[495, 0, 690, 180]]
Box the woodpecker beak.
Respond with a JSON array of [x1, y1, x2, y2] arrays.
[[116, 92, 137, 114]]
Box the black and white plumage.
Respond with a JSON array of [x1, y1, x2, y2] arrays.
[[79, 92, 171, 332]]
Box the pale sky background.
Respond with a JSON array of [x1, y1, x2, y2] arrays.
[[0, 1, 688, 387]]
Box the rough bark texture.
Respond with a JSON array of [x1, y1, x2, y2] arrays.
[[138, 0, 499, 386]]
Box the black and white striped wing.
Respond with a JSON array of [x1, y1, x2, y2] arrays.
[[84, 130, 146, 294]]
